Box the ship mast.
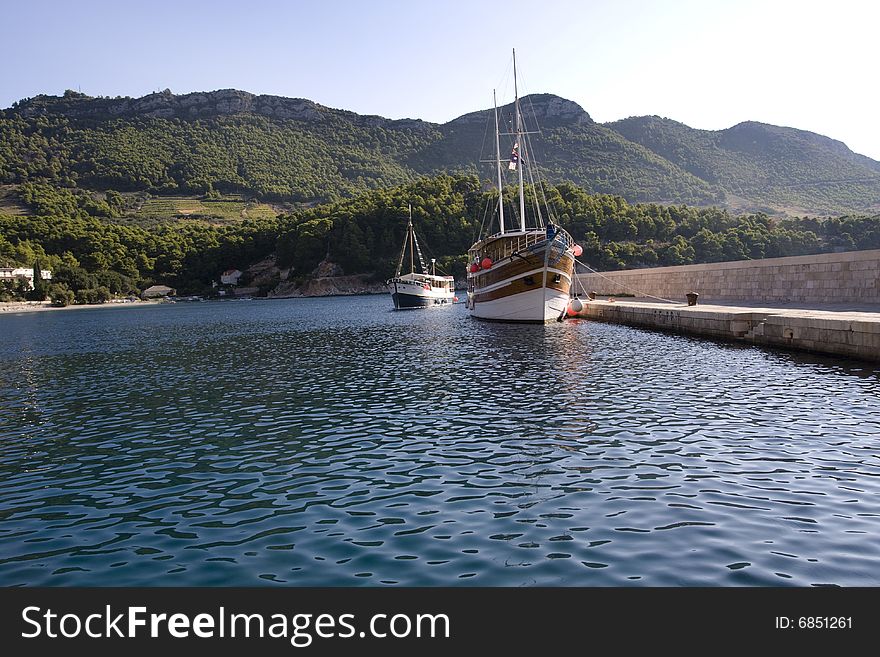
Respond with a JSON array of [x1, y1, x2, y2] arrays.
[[493, 89, 505, 234], [513, 48, 525, 232], [408, 204, 414, 275]]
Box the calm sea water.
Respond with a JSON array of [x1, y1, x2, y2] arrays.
[[1, 296, 879, 586]]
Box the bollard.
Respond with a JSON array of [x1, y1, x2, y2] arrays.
[[686, 292, 699, 306], [588, 291, 597, 300]]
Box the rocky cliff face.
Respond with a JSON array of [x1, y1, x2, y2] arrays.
[[270, 275, 386, 298], [448, 93, 591, 126], [13, 88, 432, 132], [250, 258, 386, 298], [120, 89, 327, 121]]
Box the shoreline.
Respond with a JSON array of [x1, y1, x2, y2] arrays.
[[0, 292, 391, 315], [0, 300, 163, 315], [1, 288, 456, 314]]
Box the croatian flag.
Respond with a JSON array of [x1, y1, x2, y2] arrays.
[[508, 143, 519, 171]]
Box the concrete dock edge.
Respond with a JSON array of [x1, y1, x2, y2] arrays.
[[573, 300, 880, 363]]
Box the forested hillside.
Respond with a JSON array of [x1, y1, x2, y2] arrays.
[[2, 88, 878, 214], [2, 174, 878, 304], [0, 90, 435, 202], [608, 116, 880, 215]]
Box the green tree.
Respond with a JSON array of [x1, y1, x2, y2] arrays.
[[49, 283, 75, 307], [27, 260, 49, 301]]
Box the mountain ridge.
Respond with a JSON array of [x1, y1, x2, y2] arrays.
[[3, 89, 879, 215], [606, 114, 880, 214], [12, 88, 438, 132]]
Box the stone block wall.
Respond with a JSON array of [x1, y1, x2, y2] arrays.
[[578, 300, 880, 362], [576, 249, 880, 304]]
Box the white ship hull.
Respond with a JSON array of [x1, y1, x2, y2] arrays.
[[388, 212, 456, 310], [389, 278, 455, 309], [468, 280, 570, 322]]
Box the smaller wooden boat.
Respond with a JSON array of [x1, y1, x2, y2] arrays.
[[386, 206, 455, 309]]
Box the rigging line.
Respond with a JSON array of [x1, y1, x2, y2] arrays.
[[411, 229, 429, 274], [532, 155, 558, 225], [413, 227, 449, 275], [408, 218, 446, 274], [478, 102, 493, 175], [493, 57, 514, 105], [566, 260, 588, 303], [520, 88, 556, 211], [573, 257, 679, 304], [394, 216, 409, 277], [518, 107, 557, 223], [524, 93, 544, 135], [535, 151, 561, 226], [473, 191, 493, 245], [572, 265, 585, 297], [521, 122, 556, 227], [532, 176, 551, 224], [420, 233, 455, 276], [502, 110, 544, 227], [516, 89, 556, 227], [527, 132, 551, 226], [523, 145, 544, 228], [507, 190, 521, 230], [416, 227, 437, 258]]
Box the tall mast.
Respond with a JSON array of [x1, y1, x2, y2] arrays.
[[513, 48, 525, 232], [408, 204, 414, 275], [493, 89, 505, 234]]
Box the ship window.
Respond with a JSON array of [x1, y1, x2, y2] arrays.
[[553, 274, 561, 283], [524, 276, 535, 285]]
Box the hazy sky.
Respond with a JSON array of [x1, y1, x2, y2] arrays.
[[3, 0, 879, 158]]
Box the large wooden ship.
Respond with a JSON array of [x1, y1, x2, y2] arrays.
[[466, 51, 579, 322]]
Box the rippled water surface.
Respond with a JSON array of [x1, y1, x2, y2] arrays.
[[1, 296, 879, 586]]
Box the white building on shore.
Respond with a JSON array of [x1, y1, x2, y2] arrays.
[[220, 269, 243, 285], [0, 267, 52, 290]]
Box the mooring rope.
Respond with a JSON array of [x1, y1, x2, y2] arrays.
[[573, 257, 679, 304]]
